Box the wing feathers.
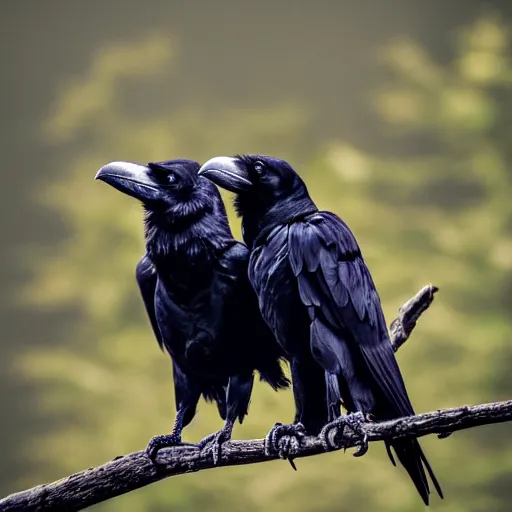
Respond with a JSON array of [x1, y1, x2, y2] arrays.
[[286, 211, 441, 502], [288, 214, 413, 416], [136, 254, 163, 350]]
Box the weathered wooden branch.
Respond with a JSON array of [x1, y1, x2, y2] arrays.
[[5, 283, 497, 512], [3, 400, 512, 512], [389, 284, 438, 352]]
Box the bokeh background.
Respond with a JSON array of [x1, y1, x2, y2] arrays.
[[2, 1, 512, 510]]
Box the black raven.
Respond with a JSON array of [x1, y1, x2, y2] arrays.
[[198, 154, 443, 504], [95, 159, 288, 464]]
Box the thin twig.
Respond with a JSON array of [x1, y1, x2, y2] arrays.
[[390, 284, 438, 351], [0, 284, 449, 512]]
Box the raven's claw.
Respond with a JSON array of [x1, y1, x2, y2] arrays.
[[319, 411, 369, 457], [197, 426, 233, 466], [146, 433, 195, 463], [264, 422, 306, 470]]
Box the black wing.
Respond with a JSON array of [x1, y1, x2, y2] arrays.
[[288, 212, 442, 503], [287, 211, 413, 417], [136, 254, 163, 350]]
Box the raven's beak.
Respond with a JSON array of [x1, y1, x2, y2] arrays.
[[198, 157, 252, 193], [95, 161, 162, 202]]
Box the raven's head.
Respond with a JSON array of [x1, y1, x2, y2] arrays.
[[198, 154, 306, 198], [96, 159, 223, 222], [199, 154, 317, 245]]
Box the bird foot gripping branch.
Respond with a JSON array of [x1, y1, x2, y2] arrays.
[[319, 411, 369, 457], [264, 422, 307, 470], [146, 434, 196, 462], [197, 421, 235, 466]]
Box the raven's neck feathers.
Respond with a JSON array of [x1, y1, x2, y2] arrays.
[[235, 192, 318, 248], [144, 205, 234, 272]]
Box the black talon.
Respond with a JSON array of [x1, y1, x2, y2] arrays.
[[346, 412, 369, 457], [197, 421, 234, 466], [385, 442, 396, 466], [146, 433, 195, 463], [353, 433, 369, 457], [277, 435, 301, 470], [319, 411, 369, 457], [264, 422, 306, 469], [319, 416, 347, 451]]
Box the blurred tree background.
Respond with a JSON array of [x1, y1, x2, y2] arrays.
[[2, 1, 512, 511]]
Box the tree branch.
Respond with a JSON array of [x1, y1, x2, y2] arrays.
[[3, 400, 512, 512], [390, 284, 438, 352], [0, 283, 460, 512]]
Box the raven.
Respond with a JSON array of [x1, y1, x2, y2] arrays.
[[95, 159, 288, 464], [199, 154, 443, 504]]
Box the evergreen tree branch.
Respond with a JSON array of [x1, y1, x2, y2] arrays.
[[3, 284, 482, 512]]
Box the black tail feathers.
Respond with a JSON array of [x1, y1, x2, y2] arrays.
[[259, 358, 290, 390], [387, 439, 443, 506]]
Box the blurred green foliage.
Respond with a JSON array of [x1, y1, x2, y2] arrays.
[[13, 14, 512, 512]]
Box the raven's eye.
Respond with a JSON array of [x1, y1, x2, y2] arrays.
[[253, 161, 265, 174], [167, 172, 177, 184]]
